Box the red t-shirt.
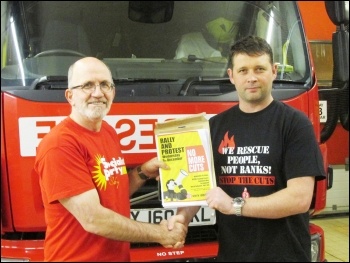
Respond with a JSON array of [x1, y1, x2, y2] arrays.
[[34, 117, 130, 261]]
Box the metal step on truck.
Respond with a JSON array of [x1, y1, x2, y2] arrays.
[[1, 1, 348, 262]]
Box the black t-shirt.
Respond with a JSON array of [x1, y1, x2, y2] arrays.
[[209, 100, 325, 262]]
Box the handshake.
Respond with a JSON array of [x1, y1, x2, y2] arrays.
[[158, 214, 189, 249], [155, 187, 233, 249]]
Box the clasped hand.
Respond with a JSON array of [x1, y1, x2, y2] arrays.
[[160, 215, 187, 249]]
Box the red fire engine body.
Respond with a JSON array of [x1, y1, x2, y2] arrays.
[[1, 1, 348, 262]]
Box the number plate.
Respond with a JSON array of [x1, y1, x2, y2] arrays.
[[130, 206, 216, 226], [319, 100, 327, 123]]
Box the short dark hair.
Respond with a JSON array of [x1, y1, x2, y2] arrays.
[[227, 35, 273, 69]]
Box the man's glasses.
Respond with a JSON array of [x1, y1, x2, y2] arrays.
[[70, 81, 115, 94]]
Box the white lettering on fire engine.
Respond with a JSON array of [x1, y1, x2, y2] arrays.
[[157, 251, 184, 257], [19, 116, 65, 157], [19, 114, 214, 157]]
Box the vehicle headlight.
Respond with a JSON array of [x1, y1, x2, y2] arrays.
[[311, 233, 321, 262]]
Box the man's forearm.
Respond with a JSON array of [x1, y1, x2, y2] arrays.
[[128, 165, 147, 196]]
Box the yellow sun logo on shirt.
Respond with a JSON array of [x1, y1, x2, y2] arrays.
[[92, 154, 107, 190]]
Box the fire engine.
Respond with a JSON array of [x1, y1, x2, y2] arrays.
[[1, 1, 348, 262], [299, 1, 349, 215]]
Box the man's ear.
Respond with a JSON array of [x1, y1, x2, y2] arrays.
[[272, 63, 278, 79], [227, 68, 235, 85], [65, 89, 74, 105]]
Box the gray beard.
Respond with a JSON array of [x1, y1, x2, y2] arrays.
[[77, 104, 108, 121]]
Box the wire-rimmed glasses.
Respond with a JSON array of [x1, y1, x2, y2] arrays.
[[70, 81, 115, 94]]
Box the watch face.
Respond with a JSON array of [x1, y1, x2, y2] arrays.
[[234, 197, 244, 206]]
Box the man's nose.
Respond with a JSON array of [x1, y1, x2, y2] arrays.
[[247, 71, 258, 82], [91, 84, 104, 95]]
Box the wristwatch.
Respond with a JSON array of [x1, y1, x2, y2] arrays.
[[137, 166, 150, 180], [232, 197, 245, 216]]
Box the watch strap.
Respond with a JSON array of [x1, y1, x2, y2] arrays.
[[137, 166, 150, 180], [235, 205, 242, 216], [232, 197, 244, 216]]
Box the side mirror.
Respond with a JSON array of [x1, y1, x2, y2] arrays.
[[325, 1, 349, 25], [325, 1, 349, 84]]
